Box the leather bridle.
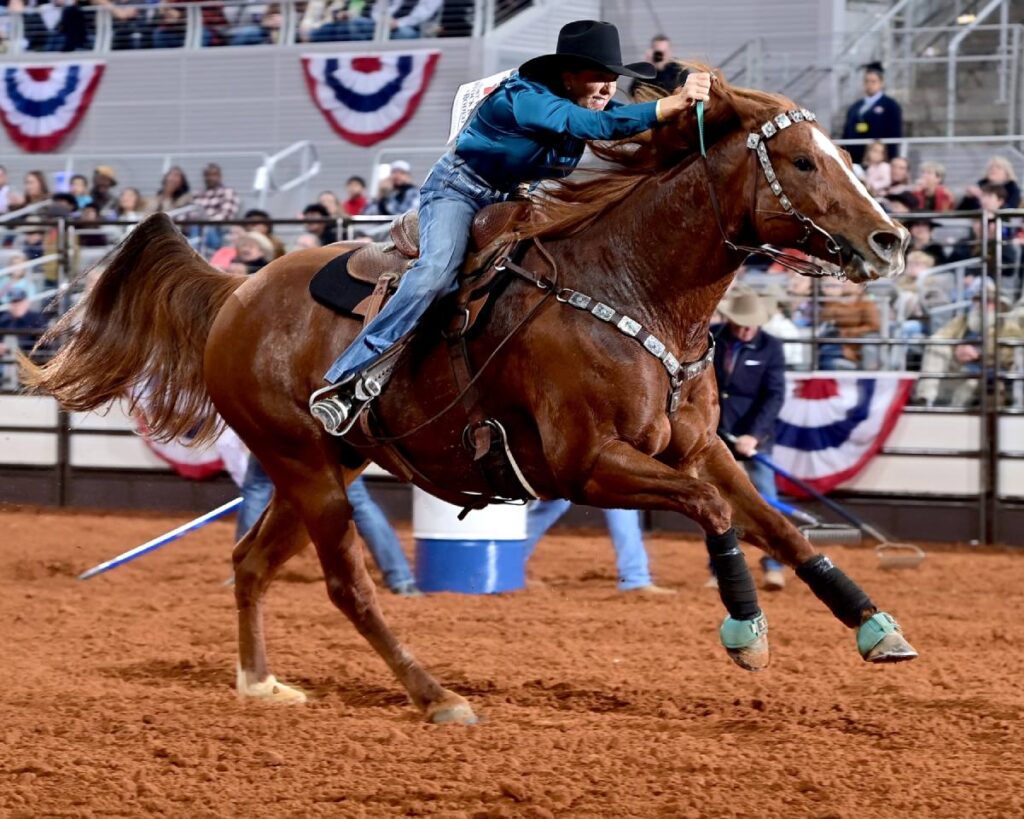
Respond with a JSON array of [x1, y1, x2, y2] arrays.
[[694, 101, 846, 279]]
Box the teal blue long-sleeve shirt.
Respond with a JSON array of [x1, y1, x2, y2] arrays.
[[454, 73, 660, 192]]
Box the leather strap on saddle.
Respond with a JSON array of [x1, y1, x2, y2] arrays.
[[361, 272, 396, 328]]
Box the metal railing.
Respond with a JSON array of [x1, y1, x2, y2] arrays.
[[0, 0, 530, 54]]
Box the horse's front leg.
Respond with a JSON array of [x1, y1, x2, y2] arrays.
[[576, 439, 769, 671], [696, 438, 918, 664]]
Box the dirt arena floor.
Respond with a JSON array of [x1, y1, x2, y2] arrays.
[[2, 507, 1023, 818]]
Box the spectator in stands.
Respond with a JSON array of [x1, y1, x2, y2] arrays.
[[818, 279, 881, 370], [0, 257, 36, 304], [227, 2, 282, 46], [710, 285, 788, 591], [914, 161, 954, 212], [232, 231, 275, 274], [302, 203, 338, 245], [13, 170, 50, 209], [318, 190, 341, 217], [382, 0, 443, 39], [916, 277, 1023, 407], [293, 232, 322, 251], [629, 34, 685, 97], [48, 193, 78, 218], [0, 288, 48, 357], [302, 0, 375, 42], [887, 156, 912, 197], [193, 163, 239, 222], [0, 166, 10, 214], [75, 203, 114, 247], [958, 156, 1021, 211], [94, 0, 151, 49], [16, 220, 47, 262], [840, 62, 902, 164], [761, 284, 808, 368], [948, 184, 1021, 283], [365, 160, 419, 216], [907, 217, 945, 262], [242, 208, 286, 258], [116, 187, 146, 222], [69, 174, 91, 208], [862, 140, 891, 197], [883, 189, 920, 215], [343, 175, 368, 216], [193, 163, 240, 252], [89, 166, 118, 218], [894, 250, 935, 344], [525, 501, 675, 595], [153, 165, 192, 214]]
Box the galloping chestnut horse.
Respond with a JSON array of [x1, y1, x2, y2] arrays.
[[26, 71, 916, 724]]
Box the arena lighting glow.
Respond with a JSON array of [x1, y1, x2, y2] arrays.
[[956, 13, 977, 24]]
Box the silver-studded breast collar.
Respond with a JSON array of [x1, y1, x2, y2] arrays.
[[556, 288, 713, 413]]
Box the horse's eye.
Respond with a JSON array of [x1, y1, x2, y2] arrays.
[[793, 157, 815, 172]]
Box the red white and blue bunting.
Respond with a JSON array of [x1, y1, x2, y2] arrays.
[[301, 51, 440, 147], [772, 373, 915, 494], [0, 62, 105, 153]]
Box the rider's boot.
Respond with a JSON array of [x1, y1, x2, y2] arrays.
[[309, 374, 383, 436]]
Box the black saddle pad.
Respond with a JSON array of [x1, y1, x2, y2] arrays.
[[309, 249, 375, 318]]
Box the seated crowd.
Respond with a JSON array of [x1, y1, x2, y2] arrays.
[[2, 151, 1023, 408], [0, 0, 478, 51]]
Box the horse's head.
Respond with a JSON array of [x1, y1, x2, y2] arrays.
[[652, 69, 910, 283], [734, 100, 909, 282]]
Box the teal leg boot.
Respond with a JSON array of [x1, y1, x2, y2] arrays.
[[720, 611, 770, 671], [857, 612, 918, 663]]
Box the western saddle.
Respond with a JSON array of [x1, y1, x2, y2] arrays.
[[345, 200, 531, 325]]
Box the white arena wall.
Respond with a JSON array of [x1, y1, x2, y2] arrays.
[[2, 393, 1022, 544]]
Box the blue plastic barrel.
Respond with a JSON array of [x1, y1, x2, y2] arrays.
[[413, 489, 528, 594]]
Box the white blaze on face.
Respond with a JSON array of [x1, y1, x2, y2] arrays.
[[810, 128, 895, 225]]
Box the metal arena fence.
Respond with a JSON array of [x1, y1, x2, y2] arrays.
[[1, 210, 1023, 541]]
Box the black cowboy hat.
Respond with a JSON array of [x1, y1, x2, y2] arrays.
[[519, 20, 656, 82]]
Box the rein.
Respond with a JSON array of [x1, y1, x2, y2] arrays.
[[694, 100, 843, 278]]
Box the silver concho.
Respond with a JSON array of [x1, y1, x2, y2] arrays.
[[617, 316, 641, 337], [774, 113, 792, 130], [761, 121, 777, 139], [592, 302, 615, 321], [770, 180, 782, 195], [664, 353, 680, 377], [643, 335, 666, 358], [801, 109, 816, 121], [779, 195, 793, 211], [746, 133, 761, 150], [568, 291, 591, 310], [790, 109, 805, 123]]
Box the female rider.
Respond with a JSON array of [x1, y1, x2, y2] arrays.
[[311, 19, 711, 433]]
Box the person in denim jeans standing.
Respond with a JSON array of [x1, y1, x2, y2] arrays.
[[236, 458, 420, 596], [310, 20, 712, 434], [525, 501, 675, 595]]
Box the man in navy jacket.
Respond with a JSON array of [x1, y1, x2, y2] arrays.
[[841, 62, 902, 164], [710, 285, 788, 590]]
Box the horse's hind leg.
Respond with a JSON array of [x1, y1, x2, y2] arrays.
[[280, 459, 476, 724], [233, 493, 311, 702], [697, 438, 917, 664]]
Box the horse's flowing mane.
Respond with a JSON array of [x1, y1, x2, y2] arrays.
[[519, 62, 795, 241]]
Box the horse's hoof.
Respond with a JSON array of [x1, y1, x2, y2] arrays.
[[236, 667, 308, 704], [858, 612, 918, 664], [720, 612, 770, 672], [425, 692, 478, 725]]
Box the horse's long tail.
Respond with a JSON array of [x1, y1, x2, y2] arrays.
[[21, 213, 245, 446]]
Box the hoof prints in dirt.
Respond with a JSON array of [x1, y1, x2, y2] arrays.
[[105, 659, 229, 690]]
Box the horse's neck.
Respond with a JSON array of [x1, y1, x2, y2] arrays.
[[558, 132, 751, 359]]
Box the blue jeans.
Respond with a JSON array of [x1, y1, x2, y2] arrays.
[[744, 458, 784, 572], [311, 17, 375, 41], [235, 459, 415, 590], [525, 500, 653, 590], [324, 151, 504, 383]]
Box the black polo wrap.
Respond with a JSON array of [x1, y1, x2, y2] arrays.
[[705, 528, 760, 621], [795, 554, 874, 628]]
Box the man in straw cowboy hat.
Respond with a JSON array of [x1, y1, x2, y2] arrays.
[[708, 285, 788, 591], [311, 19, 713, 434]]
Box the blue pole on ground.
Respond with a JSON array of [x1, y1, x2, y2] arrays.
[[78, 497, 242, 580]]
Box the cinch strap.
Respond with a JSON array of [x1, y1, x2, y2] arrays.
[[795, 554, 874, 629]]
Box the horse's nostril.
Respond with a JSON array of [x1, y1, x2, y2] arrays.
[[869, 230, 902, 262]]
